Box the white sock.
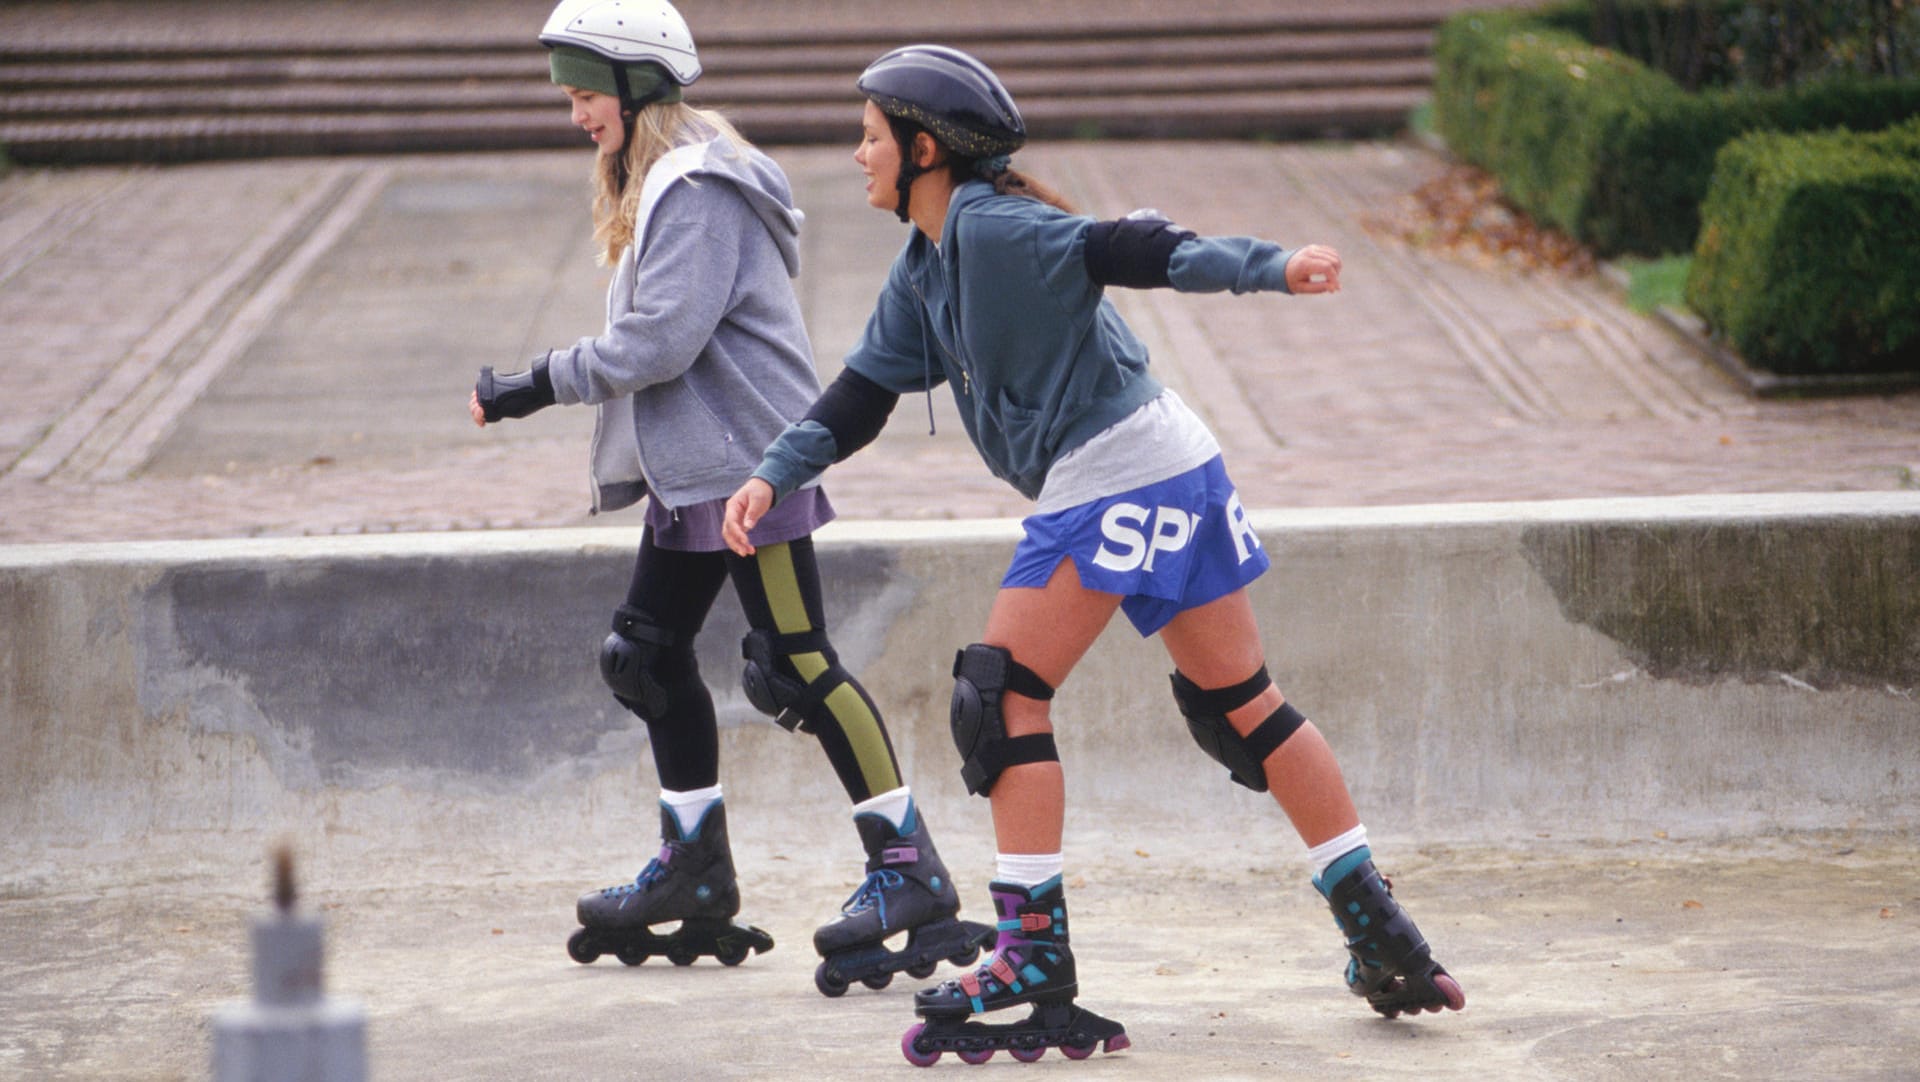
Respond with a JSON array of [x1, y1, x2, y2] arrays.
[[660, 784, 723, 836], [852, 786, 914, 832], [1307, 824, 1370, 879], [995, 851, 1064, 888]]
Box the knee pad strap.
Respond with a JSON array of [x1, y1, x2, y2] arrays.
[[741, 627, 841, 732], [601, 606, 677, 720], [951, 644, 1058, 797], [1171, 666, 1306, 792]]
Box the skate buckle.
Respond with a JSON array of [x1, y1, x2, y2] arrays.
[[1018, 913, 1052, 932], [988, 957, 1019, 986], [880, 845, 919, 865]]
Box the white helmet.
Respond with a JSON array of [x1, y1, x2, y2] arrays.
[[539, 0, 701, 86]]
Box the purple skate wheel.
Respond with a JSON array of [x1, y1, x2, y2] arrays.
[[901, 1023, 940, 1068], [1009, 1046, 1046, 1063], [1060, 1041, 1095, 1061], [957, 1049, 994, 1065], [1434, 972, 1467, 1012]]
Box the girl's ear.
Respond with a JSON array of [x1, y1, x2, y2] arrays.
[[913, 132, 943, 169]]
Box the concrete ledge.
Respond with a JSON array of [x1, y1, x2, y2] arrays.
[[5, 493, 1917, 863]]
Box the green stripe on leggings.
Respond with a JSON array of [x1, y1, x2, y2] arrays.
[[755, 542, 902, 793]]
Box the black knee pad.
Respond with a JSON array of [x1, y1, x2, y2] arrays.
[[1170, 666, 1306, 792], [740, 627, 844, 733], [950, 643, 1059, 797], [600, 606, 677, 720]]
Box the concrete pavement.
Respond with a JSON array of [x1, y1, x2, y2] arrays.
[[5, 815, 1915, 1080]]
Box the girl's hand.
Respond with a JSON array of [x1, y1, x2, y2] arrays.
[[723, 478, 774, 556], [1285, 244, 1343, 294], [470, 390, 488, 427]]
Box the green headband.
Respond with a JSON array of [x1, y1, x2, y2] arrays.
[[548, 45, 682, 105]]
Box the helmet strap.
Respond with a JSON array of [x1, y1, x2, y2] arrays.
[[893, 164, 923, 224], [888, 117, 932, 225]]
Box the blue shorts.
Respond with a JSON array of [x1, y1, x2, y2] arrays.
[[1002, 456, 1270, 636]]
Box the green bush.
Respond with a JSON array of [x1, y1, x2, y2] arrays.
[[1686, 119, 1920, 375], [1433, 5, 1920, 256], [1549, 0, 1920, 90]]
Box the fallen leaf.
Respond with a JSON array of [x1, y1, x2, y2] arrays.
[[1683, 900, 1704, 910], [1360, 163, 1596, 277]]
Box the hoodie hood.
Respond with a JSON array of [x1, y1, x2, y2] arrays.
[[678, 137, 804, 277]]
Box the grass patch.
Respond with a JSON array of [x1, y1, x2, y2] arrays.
[[1616, 253, 1693, 313], [1407, 99, 1435, 139]]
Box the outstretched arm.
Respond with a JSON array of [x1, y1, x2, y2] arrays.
[[1080, 212, 1341, 296]]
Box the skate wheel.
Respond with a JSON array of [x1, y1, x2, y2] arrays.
[[1434, 972, 1467, 1012], [565, 929, 600, 965], [814, 961, 849, 998], [957, 1048, 994, 1065], [905, 960, 939, 980], [901, 1023, 940, 1068], [1059, 1041, 1095, 1061], [947, 945, 982, 968], [665, 943, 699, 967], [615, 946, 650, 966], [1009, 1046, 1046, 1063], [715, 940, 750, 967], [861, 972, 893, 991]]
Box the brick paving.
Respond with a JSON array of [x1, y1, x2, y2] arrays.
[[2, 4, 1917, 546]]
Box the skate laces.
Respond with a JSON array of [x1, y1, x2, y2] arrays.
[[606, 846, 675, 897], [840, 868, 905, 922]]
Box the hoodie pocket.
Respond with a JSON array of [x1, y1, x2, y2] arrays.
[[988, 390, 1054, 483], [637, 380, 730, 479]]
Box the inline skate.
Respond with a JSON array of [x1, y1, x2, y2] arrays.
[[901, 876, 1129, 1066], [812, 804, 994, 997], [566, 800, 774, 967], [1314, 846, 1465, 1017]]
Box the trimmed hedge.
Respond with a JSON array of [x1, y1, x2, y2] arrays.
[[1686, 119, 1920, 376], [1433, 6, 1920, 256]]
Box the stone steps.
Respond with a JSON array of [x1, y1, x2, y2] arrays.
[[0, 13, 1446, 163]]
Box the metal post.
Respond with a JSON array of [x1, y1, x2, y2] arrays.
[[211, 847, 367, 1082]]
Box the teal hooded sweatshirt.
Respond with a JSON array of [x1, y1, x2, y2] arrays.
[[755, 179, 1299, 503]]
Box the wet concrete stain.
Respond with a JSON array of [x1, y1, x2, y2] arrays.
[[152, 543, 905, 784], [1523, 519, 1920, 688]]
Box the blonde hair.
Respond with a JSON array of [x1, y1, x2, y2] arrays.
[[590, 102, 749, 265]]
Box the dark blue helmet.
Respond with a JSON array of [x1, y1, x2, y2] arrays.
[[857, 45, 1026, 159]]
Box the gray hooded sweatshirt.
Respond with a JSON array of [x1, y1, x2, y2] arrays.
[[545, 134, 820, 515]]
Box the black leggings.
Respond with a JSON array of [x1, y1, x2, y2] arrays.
[[620, 528, 904, 803]]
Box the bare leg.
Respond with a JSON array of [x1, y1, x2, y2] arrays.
[[1159, 588, 1359, 848], [978, 558, 1122, 854]]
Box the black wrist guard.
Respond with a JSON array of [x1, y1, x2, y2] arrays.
[[477, 358, 556, 422]]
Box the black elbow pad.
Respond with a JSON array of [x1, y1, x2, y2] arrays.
[[805, 368, 899, 462], [1084, 217, 1196, 289]]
